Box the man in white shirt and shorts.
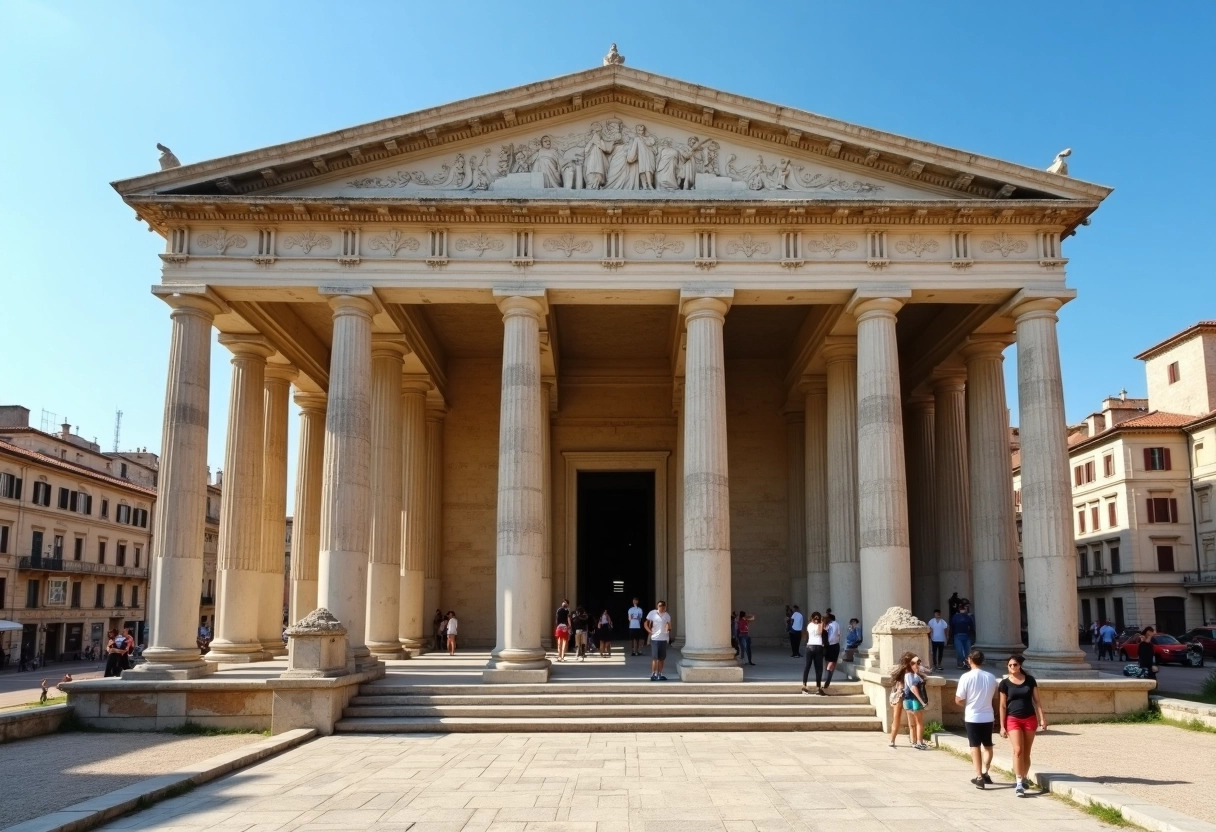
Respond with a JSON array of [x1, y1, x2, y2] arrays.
[[627, 598, 645, 656], [644, 601, 673, 681], [954, 648, 999, 789], [927, 609, 949, 671]]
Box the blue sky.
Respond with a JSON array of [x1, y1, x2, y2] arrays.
[[1, 1, 1212, 484]]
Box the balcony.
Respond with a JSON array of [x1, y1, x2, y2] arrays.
[[1182, 572, 1216, 589], [19, 556, 147, 579], [200, 595, 215, 606]]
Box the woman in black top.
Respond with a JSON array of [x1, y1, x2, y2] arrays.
[[998, 655, 1047, 797], [1137, 626, 1157, 678]]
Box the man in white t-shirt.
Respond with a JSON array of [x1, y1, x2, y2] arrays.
[[627, 598, 645, 656], [927, 609, 949, 671], [954, 648, 999, 789], [788, 606, 805, 657], [644, 601, 673, 681]]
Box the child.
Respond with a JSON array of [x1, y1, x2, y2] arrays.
[[40, 679, 49, 704]]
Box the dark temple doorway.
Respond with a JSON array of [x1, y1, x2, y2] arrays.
[[576, 471, 655, 642]]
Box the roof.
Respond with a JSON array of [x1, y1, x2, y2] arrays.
[[0, 439, 157, 498], [1134, 321, 1216, 361], [1066, 410, 1201, 456]]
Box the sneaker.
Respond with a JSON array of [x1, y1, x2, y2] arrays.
[[914, 742, 929, 750], [650, 674, 658, 681], [888, 741, 896, 748], [971, 777, 985, 790], [658, 675, 668, 681], [816, 689, 826, 696], [1015, 784, 1026, 797], [981, 773, 993, 785]]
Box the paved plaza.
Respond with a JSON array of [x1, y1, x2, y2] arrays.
[[85, 731, 1119, 832]]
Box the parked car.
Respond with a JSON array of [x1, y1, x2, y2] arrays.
[[1178, 628, 1216, 659], [1112, 627, 1142, 652], [1118, 633, 1191, 664]]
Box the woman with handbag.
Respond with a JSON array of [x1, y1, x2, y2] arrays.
[[900, 653, 930, 749]]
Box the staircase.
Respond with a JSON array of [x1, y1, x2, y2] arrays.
[[335, 680, 881, 733]]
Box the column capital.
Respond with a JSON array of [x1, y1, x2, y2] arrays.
[[961, 334, 1015, 361], [799, 374, 827, 396], [782, 408, 805, 425], [370, 335, 409, 360], [848, 294, 907, 321], [999, 288, 1076, 322], [905, 392, 935, 411], [496, 294, 547, 318], [931, 366, 967, 394], [217, 333, 274, 359], [152, 284, 226, 318], [425, 403, 447, 423], [265, 361, 299, 385], [326, 293, 377, 317], [401, 375, 433, 394], [821, 336, 857, 363], [679, 295, 732, 321], [292, 390, 328, 413]]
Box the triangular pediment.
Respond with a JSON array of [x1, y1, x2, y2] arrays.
[[114, 65, 1111, 210]]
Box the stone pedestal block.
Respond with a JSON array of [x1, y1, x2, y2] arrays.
[[281, 608, 353, 679]]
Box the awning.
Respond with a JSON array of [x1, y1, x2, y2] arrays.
[[0, 620, 24, 632]]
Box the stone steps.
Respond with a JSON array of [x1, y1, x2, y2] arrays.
[[336, 680, 880, 733]]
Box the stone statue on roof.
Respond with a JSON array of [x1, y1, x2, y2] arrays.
[[1047, 147, 1071, 176], [603, 43, 625, 66], [156, 143, 181, 170]]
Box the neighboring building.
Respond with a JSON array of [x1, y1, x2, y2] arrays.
[[0, 406, 154, 664], [200, 474, 221, 634], [1014, 322, 1216, 635]]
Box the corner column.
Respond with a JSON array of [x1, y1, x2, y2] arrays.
[[678, 293, 743, 682], [933, 368, 971, 606], [131, 290, 222, 679], [317, 293, 376, 672], [785, 409, 807, 611], [260, 362, 297, 657], [964, 336, 1025, 656], [905, 394, 937, 619], [208, 334, 274, 663], [422, 405, 445, 637], [289, 391, 326, 623], [1011, 296, 1092, 675], [825, 339, 861, 628], [803, 377, 830, 614], [366, 339, 406, 659], [852, 295, 912, 654], [399, 377, 430, 655], [484, 293, 551, 682]]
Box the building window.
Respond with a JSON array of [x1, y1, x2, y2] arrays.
[[26, 579, 40, 608], [1077, 509, 1086, 534], [98, 541, 107, 564], [47, 578, 67, 606], [1093, 548, 1104, 573], [134, 546, 142, 568], [70, 581, 81, 608], [133, 508, 149, 528], [1157, 545, 1176, 571], [117, 544, 127, 567], [116, 504, 132, 525], [0, 472, 21, 499], [73, 537, 83, 560], [100, 499, 109, 519], [1097, 597, 1108, 623], [0, 524, 8, 554], [115, 585, 124, 608], [95, 584, 105, 608], [1110, 546, 1121, 574], [131, 586, 139, 608], [1090, 505, 1100, 531], [1078, 549, 1089, 577], [1081, 598, 1092, 626], [1104, 454, 1115, 477], [1168, 361, 1180, 384], [1204, 538, 1216, 571], [58, 487, 70, 510], [1107, 502, 1118, 527], [1074, 462, 1096, 486], [1146, 497, 1179, 523], [1145, 447, 1172, 471], [1200, 491, 1212, 523], [53, 535, 64, 558], [32, 481, 51, 506], [1114, 597, 1125, 629]]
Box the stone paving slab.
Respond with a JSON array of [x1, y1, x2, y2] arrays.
[[84, 732, 1120, 831]]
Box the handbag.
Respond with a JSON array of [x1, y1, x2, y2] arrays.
[[889, 687, 902, 706]]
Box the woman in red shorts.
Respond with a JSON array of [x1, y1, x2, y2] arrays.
[[998, 654, 1048, 797]]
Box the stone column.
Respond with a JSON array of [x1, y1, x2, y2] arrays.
[[422, 405, 445, 638], [399, 377, 430, 654], [259, 363, 296, 657], [803, 377, 830, 614], [825, 339, 861, 627], [132, 290, 222, 679], [678, 293, 743, 682], [207, 334, 274, 663], [671, 380, 686, 648], [317, 293, 376, 671], [1011, 296, 1091, 674], [289, 392, 326, 624], [852, 296, 912, 654], [964, 337, 1025, 657], [785, 409, 807, 611], [539, 381, 554, 648], [484, 294, 550, 682], [905, 395, 937, 619], [933, 369, 971, 608], [366, 339, 406, 659]]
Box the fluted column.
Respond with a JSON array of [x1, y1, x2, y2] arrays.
[[289, 391, 326, 624], [964, 337, 1025, 656], [484, 293, 550, 682], [803, 377, 830, 615], [132, 291, 221, 679], [905, 394, 937, 619], [671, 380, 686, 648], [366, 339, 406, 659], [399, 377, 430, 654], [539, 381, 554, 647], [678, 293, 743, 681], [853, 296, 912, 654], [785, 409, 807, 611], [825, 339, 861, 628], [933, 369, 971, 607], [1012, 296, 1091, 674], [259, 363, 296, 657], [422, 405, 445, 634], [207, 334, 274, 663], [317, 293, 376, 671]]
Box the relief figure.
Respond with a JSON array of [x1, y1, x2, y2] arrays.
[[655, 138, 681, 190], [604, 120, 634, 189], [583, 122, 615, 189], [629, 124, 657, 189], [531, 135, 563, 188]]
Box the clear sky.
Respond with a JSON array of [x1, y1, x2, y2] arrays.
[[1, 1, 1212, 488]]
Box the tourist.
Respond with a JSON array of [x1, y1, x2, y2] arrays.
[[554, 619, 569, 662], [445, 610, 458, 655], [40, 678, 49, 704], [822, 613, 841, 692], [573, 606, 590, 661], [788, 605, 805, 657], [999, 654, 1047, 797], [955, 648, 999, 789], [737, 610, 755, 665], [900, 654, 930, 749], [123, 629, 137, 670], [887, 650, 913, 748], [845, 618, 863, 661], [644, 600, 672, 681], [1097, 620, 1117, 661], [801, 611, 825, 695], [927, 609, 949, 671], [103, 629, 125, 678], [555, 600, 571, 660], [730, 611, 738, 657], [948, 591, 962, 618], [627, 597, 644, 655], [950, 603, 976, 669], [1137, 626, 1157, 678], [432, 609, 445, 651], [597, 609, 614, 657], [1089, 620, 1100, 650]]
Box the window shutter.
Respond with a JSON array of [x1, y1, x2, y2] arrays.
[[1146, 499, 1155, 523], [1163, 448, 1172, 470], [85, 495, 92, 515], [1143, 448, 1152, 469], [69, 491, 78, 512], [1170, 498, 1179, 523], [13, 478, 21, 500], [58, 487, 69, 509], [1074, 466, 1082, 486]]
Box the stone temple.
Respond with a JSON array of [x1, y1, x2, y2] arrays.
[[114, 56, 1111, 686]]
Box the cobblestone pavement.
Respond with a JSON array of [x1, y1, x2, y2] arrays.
[[90, 732, 1117, 832], [0, 732, 264, 828]]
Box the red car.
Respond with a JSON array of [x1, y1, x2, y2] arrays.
[[1118, 634, 1191, 664], [1179, 628, 1216, 659]]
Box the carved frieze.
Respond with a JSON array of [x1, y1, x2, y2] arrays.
[[196, 228, 247, 254], [454, 233, 504, 257], [979, 232, 1029, 257], [894, 234, 940, 258], [367, 230, 421, 257], [282, 230, 332, 254], [543, 234, 593, 258], [805, 234, 858, 258], [726, 234, 772, 258], [633, 233, 684, 258]]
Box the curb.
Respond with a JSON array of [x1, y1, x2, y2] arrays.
[[933, 731, 1216, 832], [2, 728, 316, 832]]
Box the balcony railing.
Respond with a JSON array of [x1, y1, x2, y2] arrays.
[[1182, 572, 1216, 588], [19, 557, 147, 578]]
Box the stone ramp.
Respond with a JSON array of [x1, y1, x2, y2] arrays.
[[336, 680, 881, 733]]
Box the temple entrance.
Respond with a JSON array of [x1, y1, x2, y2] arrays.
[[576, 471, 655, 642]]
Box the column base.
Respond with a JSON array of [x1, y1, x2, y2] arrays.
[[975, 641, 1029, 667], [368, 640, 405, 659], [1023, 648, 1097, 678], [399, 638, 426, 658], [352, 653, 383, 674], [205, 641, 268, 663], [261, 642, 288, 658], [483, 652, 551, 684], [677, 664, 744, 682], [124, 660, 217, 680]]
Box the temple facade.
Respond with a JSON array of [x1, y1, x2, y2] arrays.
[[115, 58, 1111, 682]]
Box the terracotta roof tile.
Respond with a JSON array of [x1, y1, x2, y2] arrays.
[[0, 439, 157, 497], [1116, 411, 1198, 429]]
